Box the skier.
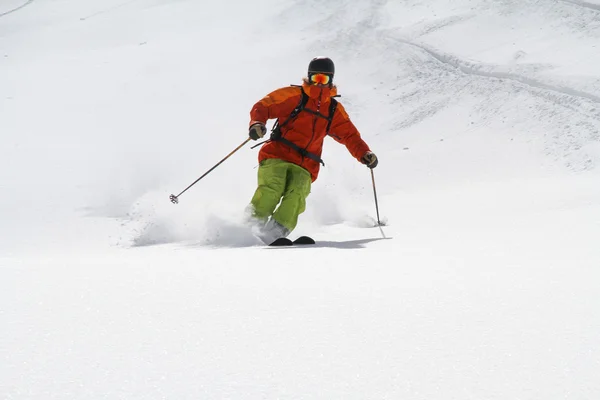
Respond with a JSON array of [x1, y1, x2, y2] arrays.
[[247, 56, 378, 244]]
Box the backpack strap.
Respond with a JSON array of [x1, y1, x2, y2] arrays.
[[326, 97, 338, 135], [275, 86, 308, 131]]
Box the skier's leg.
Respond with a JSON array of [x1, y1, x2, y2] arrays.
[[272, 163, 312, 232], [249, 159, 288, 222]]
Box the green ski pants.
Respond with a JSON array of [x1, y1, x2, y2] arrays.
[[250, 159, 312, 232]]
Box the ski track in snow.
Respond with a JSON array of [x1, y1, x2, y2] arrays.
[[383, 36, 600, 170], [391, 36, 600, 108], [0, 0, 35, 17], [560, 0, 600, 11], [406, 14, 476, 39], [362, 0, 600, 106], [79, 0, 141, 21]]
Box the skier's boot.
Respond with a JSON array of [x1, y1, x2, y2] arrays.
[[255, 219, 290, 245]]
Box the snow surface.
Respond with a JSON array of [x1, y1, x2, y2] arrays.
[[1, 0, 599, 398]]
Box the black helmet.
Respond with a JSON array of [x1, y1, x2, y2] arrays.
[[308, 56, 335, 77]]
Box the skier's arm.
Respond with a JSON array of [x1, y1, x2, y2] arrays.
[[328, 103, 371, 162], [249, 87, 302, 127]]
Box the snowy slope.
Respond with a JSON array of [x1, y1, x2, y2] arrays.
[[1, 0, 599, 399]]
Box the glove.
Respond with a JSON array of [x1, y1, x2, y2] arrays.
[[361, 151, 378, 168], [249, 122, 267, 140]]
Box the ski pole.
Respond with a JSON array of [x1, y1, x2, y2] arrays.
[[370, 168, 383, 226], [170, 138, 251, 204]]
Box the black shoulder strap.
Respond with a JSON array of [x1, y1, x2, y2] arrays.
[[326, 97, 338, 134], [277, 87, 308, 130]]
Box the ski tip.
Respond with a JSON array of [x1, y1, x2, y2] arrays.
[[269, 237, 294, 246], [292, 236, 315, 245]]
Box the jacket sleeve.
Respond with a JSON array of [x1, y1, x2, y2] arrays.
[[249, 87, 302, 127], [328, 102, 371, 162]]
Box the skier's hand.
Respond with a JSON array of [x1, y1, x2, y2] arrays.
[[249, 122, 267, 140], [362, 151, 378, 168]]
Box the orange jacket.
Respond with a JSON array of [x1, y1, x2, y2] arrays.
[[250, 80, 371, 182]]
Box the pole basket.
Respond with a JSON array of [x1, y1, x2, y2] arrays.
[[169, 194, 179, 204]]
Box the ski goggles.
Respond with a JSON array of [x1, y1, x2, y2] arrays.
[[309, 73, 331, 86]]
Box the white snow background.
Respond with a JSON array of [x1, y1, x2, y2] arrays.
[[1, 0, 600, 398]]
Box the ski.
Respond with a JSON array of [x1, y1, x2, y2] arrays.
[[292, 236, 315, 245], [269, 237, 293, 246]]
